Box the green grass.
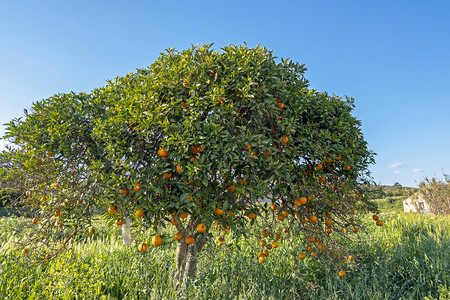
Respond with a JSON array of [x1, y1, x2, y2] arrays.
[[1, 210, 449, 299]]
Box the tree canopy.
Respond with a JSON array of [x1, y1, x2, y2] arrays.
[[1, 44, 376, 287]]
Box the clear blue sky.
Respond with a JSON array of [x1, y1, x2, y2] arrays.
[[1, 0, 449, 187]]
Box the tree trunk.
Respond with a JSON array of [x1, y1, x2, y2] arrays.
[[181, 233, 207, 290], [172, 220, 208, 292], [173, 240, 188, 290]]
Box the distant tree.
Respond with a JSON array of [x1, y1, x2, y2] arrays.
[[417, 175, 450, 215], [393, 182, 402, 189]]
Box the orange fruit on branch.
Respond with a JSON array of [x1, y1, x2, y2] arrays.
[[152, 235, 162, 247], [185, 235, 195, 245], [138, 242, 148, 252], [115, 217, 124, 226], [157, 148, 168, 157], [197, 223, 207, 233], [133, 183, 142, 191], [215, 207, 224, 216]]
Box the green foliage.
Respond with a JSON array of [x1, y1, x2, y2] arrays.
[[1, 44, 375, 282], [418, 175, 450, 215], [1, 211, 449, 299]]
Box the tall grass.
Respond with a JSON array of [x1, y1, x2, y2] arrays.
[[1, 211, 449, 299]]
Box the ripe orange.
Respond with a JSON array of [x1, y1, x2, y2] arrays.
[[26, 190, 32, 197], [22, 248, 29, 256], [294, 199, 302, 207], [46, 151, 54, 157], [152, 235, 162, 247], [262, 229, 270, 237], [228, 185, 236, 192], [115, 217, 124, 226], [176, 164, 183, 173], [32, 217, 39, 225], [277, 214, 285, 221], [135, 209, 145, 218], [171, 218, 179, 226], [138, 242, 148, 252], [164, 172, 172, 180], [260, 240, 267, 247], [185, 235, 195, 245], [282, 228, 288, 234], [157, 148, 168, 157], [372, 215, 379, 221], [271, 204, 278, 211], [280, 135, 288, 144], [309, 215, 318, 223], [89, 228, 95, 235], [133, 182, 142, 191], [41, 195, 47, 202], [275, 233, 281, 240], [345, 166, 351, 170], [271, 241, 279, 248], [325, 218, 333, 226], [175, 232, 183, 240], [299, 197, 307, 205], [352, 226, 359, 232], [215, 207, 224, 216], [197, 223, 207, 233], [263, 249, 270, 256], [348, 255, 355, 261], [318, 176, 326, 183], [179, 211, 187, 219], [339, 270, 346, 277], [277, 102, 284, 109], [281, 210, 289, 217], [343, 227, 349, 233], [55, 210, 61, 217], [218, 241, 224, 247], [120, 188, 129, 196], [258, 256, 266, 263], [244, 143, 251, 151], [325, 211, 332, 217], [228, 210, 235, 217], [298, 252, 306, 260], [325, 228, 332, 234], [247, 212, 256, 219], [376, 220, 384, 226], [310, 251, 318, 257], [317, 163, 323, 170]]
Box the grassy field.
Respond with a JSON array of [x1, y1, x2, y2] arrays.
[[1, 200, 449, 299]]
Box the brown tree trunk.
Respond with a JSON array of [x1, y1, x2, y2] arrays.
[[172, 239, 188, 290], [172, 218, 209, 292]]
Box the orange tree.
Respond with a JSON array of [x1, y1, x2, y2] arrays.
[[1, 44, 377, 289]]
